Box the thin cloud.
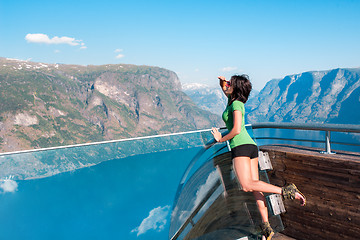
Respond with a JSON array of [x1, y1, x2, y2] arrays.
[[221, 66, 238, 72], [25, 33, 86, 48], [131, 205, 170, 236], [80, 43, 87, 49], [115, 49, 124, 58]]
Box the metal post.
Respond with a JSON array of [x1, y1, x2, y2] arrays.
[[226, 140, 231, 152], [321, 131, 335, 154]]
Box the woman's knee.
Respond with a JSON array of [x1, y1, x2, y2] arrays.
[[241, 181, 254, 192]]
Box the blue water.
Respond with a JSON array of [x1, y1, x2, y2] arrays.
[[0, 147, 200, 240]]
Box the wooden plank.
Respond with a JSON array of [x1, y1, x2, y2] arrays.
[[282, 218, 357, 240], [260, 145, 360, 240], [273, 233, 296, 240]]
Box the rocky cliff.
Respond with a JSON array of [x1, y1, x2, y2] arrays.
[[246, 68, 360, 124], [183, 83, 260, 116], [182, 83, 228, 115], [0, 58, 221, 153]]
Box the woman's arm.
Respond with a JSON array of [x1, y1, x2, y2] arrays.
[[211, 110, 242, 142], [218, 76, 228, 95]]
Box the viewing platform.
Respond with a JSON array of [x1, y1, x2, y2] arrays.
[[170, 123, 360, 240]]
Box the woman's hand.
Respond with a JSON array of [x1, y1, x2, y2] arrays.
[[218, 76, 226, 81], [211, 127, 222, 142], [218, 76, 226, 86], [218, 76, 228, 95]]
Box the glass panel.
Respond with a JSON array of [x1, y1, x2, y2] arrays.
[[330, 131, 360, 152], [0, 131, 207, 180], [169, 154, 224, 238], [169, 126, 284, 240]]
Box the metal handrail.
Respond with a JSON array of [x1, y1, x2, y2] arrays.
[[254, 137, 360, 147], [250, 122, 360, 133], [250, 122, 360, 154], [0, 128, 215, 157]]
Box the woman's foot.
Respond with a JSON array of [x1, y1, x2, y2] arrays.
[[282, 183, 306, 206], [295, 191, 306, 206], [260, 221, 274, 240]]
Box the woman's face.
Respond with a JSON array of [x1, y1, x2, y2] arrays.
[[224, 80, 233, 95]]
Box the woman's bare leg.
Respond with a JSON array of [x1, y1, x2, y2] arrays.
[[233, 156, 306, 204], [234, 156, 275, 240], [250, 157, 269, 223], [233, 156, 282, 194]]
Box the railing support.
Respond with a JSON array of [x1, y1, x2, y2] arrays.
[[321, 131, 335, 154]]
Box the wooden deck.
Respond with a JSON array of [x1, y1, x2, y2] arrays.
[[273, 233, 296, 239], [260, 144, 360, 240]]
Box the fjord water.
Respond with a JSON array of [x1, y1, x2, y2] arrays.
[[0, 147, 201, 240]]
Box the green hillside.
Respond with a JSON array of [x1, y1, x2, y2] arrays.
[[0, 58, 221, 153]]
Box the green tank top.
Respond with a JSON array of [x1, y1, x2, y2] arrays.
[[222, 98, 256, 149]]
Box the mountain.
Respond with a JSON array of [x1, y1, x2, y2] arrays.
[[0, 58, 221, 153], [182, 83, 228, 115], [182, 83, 259, 116], [245, 68, 360, 124], [182, 68, 360, 124]]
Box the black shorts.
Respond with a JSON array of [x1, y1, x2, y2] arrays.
[[231, 144, 259, 159]]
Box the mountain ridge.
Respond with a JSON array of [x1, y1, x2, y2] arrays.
[[246, 67, 360, 124], [181, 67, 360, 125], [182, 83, 228, 115], [182, 81, 259, 116], [0, 58, 221, 153]]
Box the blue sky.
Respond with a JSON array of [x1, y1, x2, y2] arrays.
[[1, 0, 359, 90]]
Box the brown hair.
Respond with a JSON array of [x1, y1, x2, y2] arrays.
[[229, 74, 252, 104]]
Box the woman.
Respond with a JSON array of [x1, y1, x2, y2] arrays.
[[211, 75, 306, 240]]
